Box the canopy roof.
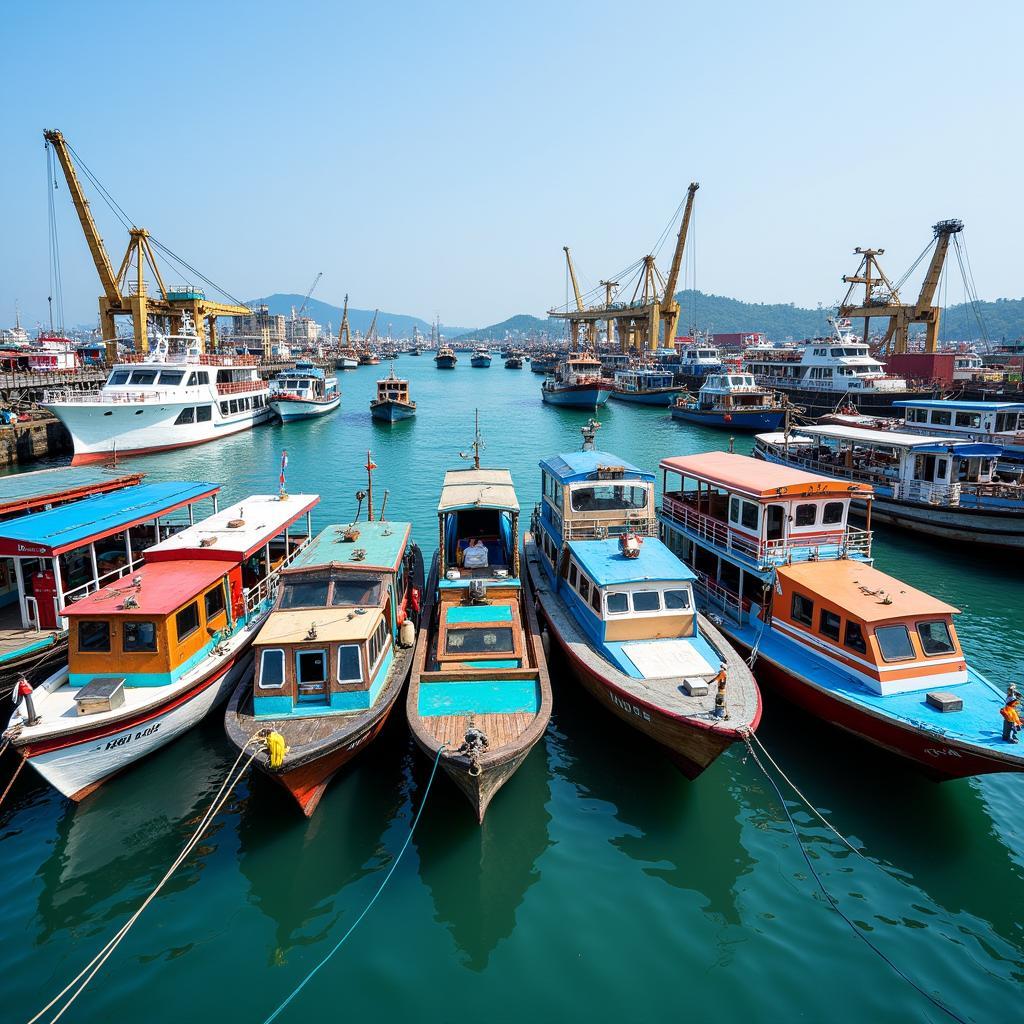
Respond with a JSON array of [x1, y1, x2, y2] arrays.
[[285, 521, 410, 574], [0, 481, 219, 558], [661, 452, 871, 500], [146, 493, 319, 563], [539, 450, 650, 484], [438, 468, 519, 513], [893, 399, 1024, 412], [0, 466, 144, 521], [255, 607, 381, 646], [62, 559, 229, 617], [793, 423, 1000, 453], [777, 559, 959, 623], [570, 537, 695, 586]]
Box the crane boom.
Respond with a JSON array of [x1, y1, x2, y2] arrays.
[[915, 219, 963, 312], [297, 271, 323, 318], [366, 309, 379, 346], [662, 182, 699, 306], [563, 247, 585, 312], [43, 129, 121, 305], [338, 293, 350, 345]]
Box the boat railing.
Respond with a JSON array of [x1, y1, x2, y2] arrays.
[[242, 537, 309, 620], [43, 387, 185, 404], [562, 513, 658, 540], [692, 570, 749, 625], [62, 553, 147, 608], [891, 479, 962, 506], [216, 378, 266, 396]]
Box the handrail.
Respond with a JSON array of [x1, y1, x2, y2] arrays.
[[62, 554, 146, 606], [216, 379, 265, 396], [693, 571, 748, 625]]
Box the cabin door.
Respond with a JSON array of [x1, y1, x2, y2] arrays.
[[295, 649, 329, 705], [765, 504, 785, 543]]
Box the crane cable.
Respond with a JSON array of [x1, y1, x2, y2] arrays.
[[45, 144, 65, 335], [951, 234, 989, 344], [26, 733, 268, 1024]]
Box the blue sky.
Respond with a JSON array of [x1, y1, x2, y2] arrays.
[[3, 0, 1021, 330]]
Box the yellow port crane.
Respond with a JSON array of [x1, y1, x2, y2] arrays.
[[562, 246, 595, 347], [44, 129, 250, 356], [549, 182, 699, 353], [837, 218, 964, 356], [338, 293, 351, 347]]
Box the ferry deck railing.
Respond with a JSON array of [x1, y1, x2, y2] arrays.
[[692, 570, 749, 626], [216, 378, 265, 396], [561, 513, 658, 540]]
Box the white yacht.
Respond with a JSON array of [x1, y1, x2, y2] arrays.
[[43, 313, 272, 464]]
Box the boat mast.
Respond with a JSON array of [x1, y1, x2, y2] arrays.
[[460, 409, 483, 468], [365, 450, 377, 520]]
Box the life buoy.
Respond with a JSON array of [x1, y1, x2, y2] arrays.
[[723, 413, 732, 422]]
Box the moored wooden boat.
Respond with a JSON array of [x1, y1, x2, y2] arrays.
[[370, 367, 416, 422]]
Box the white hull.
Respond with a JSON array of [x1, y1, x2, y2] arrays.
[[270, 395, 341, 421]]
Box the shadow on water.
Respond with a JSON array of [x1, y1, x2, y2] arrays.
[[410, 733, 553, 971]]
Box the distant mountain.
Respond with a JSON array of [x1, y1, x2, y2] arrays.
[[459, 314, 566, 342], [246, 294, 473, 339]]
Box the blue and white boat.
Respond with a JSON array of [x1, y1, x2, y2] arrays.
[[672, 372, 786, 431], [370, 367, 416, 422], [609, 367, 683, 406], [470, 346, 492, 367], [523, 441, 760, 777], [269, 361, 340, 421], [541, 352, 611, 409]]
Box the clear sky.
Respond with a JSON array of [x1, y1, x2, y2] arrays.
[[3, 0, 1021, 330]]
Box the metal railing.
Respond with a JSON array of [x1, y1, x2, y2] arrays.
[[242, 538, 309, 620], [562, 513, 658, 539], [62, 555, 146, 606], [693, 571, 749, 625], [216, 379, 265, 396]]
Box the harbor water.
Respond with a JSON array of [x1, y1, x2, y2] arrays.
[[2, 359, 1021, 1023]]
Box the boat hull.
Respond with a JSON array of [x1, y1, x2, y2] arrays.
[[672, 407, 786, 431], [335, 357, 359, 370], [541, 386, 611, 410], [609, 388, 682, 406], [370, 400, 416, 422], [749, 385, 942, 419], [470, 357, 492, 368], [434, 357, 457, 369], [270, 395, 341, 421]]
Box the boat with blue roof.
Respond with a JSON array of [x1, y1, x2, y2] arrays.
[[225, 468, 423, 816], [407, 423, 551, 821], [6, 492, 318, 800], [671, 372, 788, 431], [609, 366, 683, 406], [658, 451, 1024, 779], [268, 361, 340, 421], [523, 428, 760, 777]]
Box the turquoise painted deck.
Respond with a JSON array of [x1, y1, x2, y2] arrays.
[[290, 520, 410, 572], [419, 678, 540, 716], [445, 605, 513, 623]]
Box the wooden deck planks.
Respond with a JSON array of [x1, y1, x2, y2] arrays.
[[424, 711, 533, 750]]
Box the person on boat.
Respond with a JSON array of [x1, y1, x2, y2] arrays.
[[463, 537, 489, 569], [1001, 694, 1022, 744]]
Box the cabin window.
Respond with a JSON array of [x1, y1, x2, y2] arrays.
[[220, 402, 229, 415], [917, 620, 955, 656], [930, 410, 952, 426], [822, 501, 844, 525], [280, 580, 330, 608], [955, 412, 981, 428], [129, 370, 158, 385], [159, 371, 184, 386], [445, 626, 514, 655], [875, 625, 915, 662], [570, 484, 647, 513], [108, 370, 130, 385], [632, 590, 661, 613], [578, 576, 591, 602], [794, 504, 817, 527], [568, 563, 579, 590], [727, 497, 759, 531], [337, 644, 362, 683], [907, 408, 927, 423], [791, 593, 814, 626], [123, 621, 157, 653], [590, 586, 602, 613], [606, 592, 629, 615], [819, 609, 841, 641], [174, 407, 195, 425], [176, 601, 200, 641], [204, 584, 226, 621], [368, 617, 390, 668], [664, 588, 691, 610], [78, 620, 110, 653], [258, 649, 285, 688], [229, 400, 239, 414], [197, 405, 212, 422], [330, 578, 382, 606], [844, 621, 866, 654]]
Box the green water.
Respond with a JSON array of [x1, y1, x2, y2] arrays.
[[3, 360, 1022, 1023]]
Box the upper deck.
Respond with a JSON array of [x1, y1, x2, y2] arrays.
[[284, 520, 411, 575]]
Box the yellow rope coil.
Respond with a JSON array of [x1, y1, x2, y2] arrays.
[[267, 731, 288, 769]]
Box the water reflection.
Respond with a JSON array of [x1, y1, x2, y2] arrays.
[[411, 740, 552, 971]]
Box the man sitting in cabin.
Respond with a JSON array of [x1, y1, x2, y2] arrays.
[[463, 536, 489, 569]]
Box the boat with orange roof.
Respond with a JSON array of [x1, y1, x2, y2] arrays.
[[658, 451, 1023, 780]]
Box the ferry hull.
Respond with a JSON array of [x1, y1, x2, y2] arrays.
[[435, 357, 457, 369], [370, 400, 416, 422], [270, 395, 341, 421], [335, 357, 359, 370], [757, 386, 941, 419], [609, 389, 682, 406], [541, 386, 611, 410], [672, 408, 786, 431], [865, 498, 1024, 550], [470, 357, 492, 367]]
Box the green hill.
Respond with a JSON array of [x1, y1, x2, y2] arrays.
[[459, 314, 565, 342]]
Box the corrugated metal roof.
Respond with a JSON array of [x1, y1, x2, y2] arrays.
[[438, 468, 519, 512]]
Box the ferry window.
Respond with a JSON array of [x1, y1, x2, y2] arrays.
[[229, 399, 239, 414], [741, 501, 758, 530], [129, 370, 158, 385], [578, 576, 591, 602], [570, 485, 647, 513], [606, 592, 629, 615], [176, 601, 200, 641], [907, 408, 927, 423], [337, 644, 362, 683], [159, 371, 184, 386], [955, 412, 981, 428], [664, 589, 691, 610], [220, 402, 229, 415], [875, 625, 915, 662], [794, 504, 817, 527], [791, 593, 814, 626], [330, 578, 382, 606], [930, 410, 952, 426], [204, 584, 226, 621], [822, 501, 844, 525], [174, 407, 195, 425], [78, 620, 110, 653], [568, 563, 579, 590], [198, 371, 209, 385], [729, 496, 741, 524], [445, 626, 514, 655], [368, 618, 390, 666], [819, 609, 841, 641], [258, 649, 285, 688], [187, 372, 199, 386], [197, 405, 212, 422], [123, 621, 157, 653], [281, 580, 330, 608], [917, 620, 955, 656], [590, 587, 602, 613], [108, 370, 131, 385], [844, 621, 866, 653], [632, 590, 661, 612]]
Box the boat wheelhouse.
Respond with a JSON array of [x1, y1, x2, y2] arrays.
[[7, 492, 319, 800], [28, 335, 79, 372], [754, 423, 1023, 548], [268, 361, 340, 421], [336, 347, 360, 369], [676, 343, 724, 387], [530, 352, 558, 375], [671, 372, 786, 431], [541, 352, 611, 409], [227, 518, 423, 815], [609, 367, 682, 406], [524, 446, 760, 777], [408, 460, 551, 821], [42, 314, 272, 463], [0, 481, 219, 686], [370, 367, 416, 421], [658, 452, 1021, 779]]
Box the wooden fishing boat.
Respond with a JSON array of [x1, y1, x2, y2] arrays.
[[434, 345, 458, 369], [470, 347, 492, 368], [370, 367, 416, 422], [225, 503, 424, 816], [541, 352, 611, 409], [407, 426, 551, 821], [524, 435, 760, 777]]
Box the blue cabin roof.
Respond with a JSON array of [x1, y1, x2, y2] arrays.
[[569, 537, 695, 586], [539, 450, 652, 484], [893, 399, 1024, 412], [289, 521, 411, 574], [912, 441, 1003, 457], [279, 362, 325, 379]]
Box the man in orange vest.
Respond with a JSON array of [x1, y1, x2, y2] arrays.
[[1001, 692, 1022, 743]]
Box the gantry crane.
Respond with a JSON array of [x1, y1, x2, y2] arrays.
[[338, 294, 352, 347], [549, 183, 699, 353], [838, 219, 964, 356], [44, 129, 249, 356]]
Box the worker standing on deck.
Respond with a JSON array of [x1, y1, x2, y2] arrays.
[[1001, 689, 1022, 743]]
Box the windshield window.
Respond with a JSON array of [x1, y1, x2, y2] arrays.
[[159, 370, 184, 385], [330, 578, 382, 606], [664, 589, 691, 610], [129, 370, 158, 385], [876, 624, 915, 662], [445, 627, 514, 655], [917, 620, 955, 656], [632, 590, 661, 612], [108, 370, 130, 385], [280, 580, 330, 608], [570, 484, 648, 513], [606, 592, 629, 614]]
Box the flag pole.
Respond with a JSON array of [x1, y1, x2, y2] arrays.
[[279, 449, 289, 499], [366, 450, 376, 521]]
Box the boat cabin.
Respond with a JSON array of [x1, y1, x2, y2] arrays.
[[270, 362, 336, 402], [614, 367, 676, 393], [695, 373, 776, 408], [251, 521, 413, 717], [894, 399, 1024, 453], [554, 352, 604, 383], [374, 372, 412, 405]]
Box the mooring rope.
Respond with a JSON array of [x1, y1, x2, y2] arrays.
[[743, 734, 969, 1024], [27, 733, 267, 1024], [262, 744, 447, 1024]]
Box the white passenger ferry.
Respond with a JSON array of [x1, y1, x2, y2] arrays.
[[43, 314, 272, 464]]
